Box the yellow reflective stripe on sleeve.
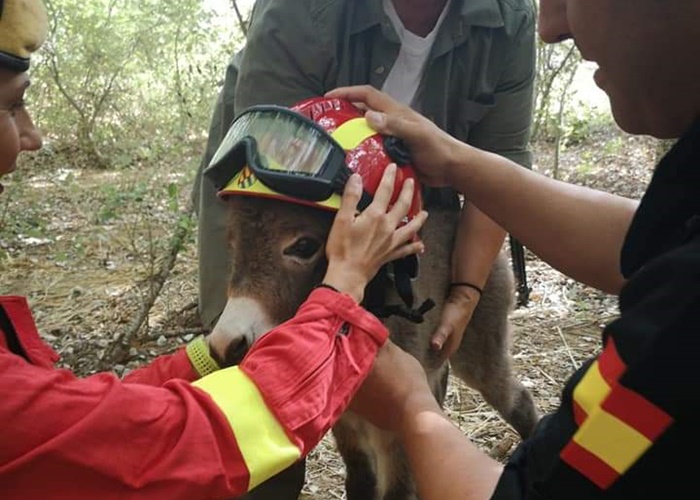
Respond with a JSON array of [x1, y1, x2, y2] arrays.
[[331, 118, 377, 150], [193, 366, 302, 491]]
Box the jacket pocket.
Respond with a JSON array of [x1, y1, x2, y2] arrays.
[[454, 96, 495, 140]]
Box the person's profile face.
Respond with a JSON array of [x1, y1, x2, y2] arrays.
[[0, 69, 42, 192], [539, 0, 699, 138]]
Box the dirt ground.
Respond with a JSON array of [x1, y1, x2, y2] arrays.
[[0, 122, 658, 498]]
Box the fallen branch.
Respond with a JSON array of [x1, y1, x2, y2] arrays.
[[99, 203, 195, 369], [146, 327, 209, 341]]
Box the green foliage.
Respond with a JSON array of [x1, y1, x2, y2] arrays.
[[532, 38, 582, 142], [96, 182, 148, 224], [561, 105, 614, 147], [575, 150, 595, 176], [30, 0, 244, 168]]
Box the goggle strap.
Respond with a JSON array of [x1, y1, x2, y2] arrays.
[[330, 166, 373, 210], [330, 167, 352, 193], [357, 190, 373, 211]]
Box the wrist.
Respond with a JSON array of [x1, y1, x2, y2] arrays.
[[449, 281, 482, 303], [445, 139, 478, 188], [322, 265, 366, 302]]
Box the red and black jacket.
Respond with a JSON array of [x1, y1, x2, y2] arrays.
[[494, 119, 700, 499]]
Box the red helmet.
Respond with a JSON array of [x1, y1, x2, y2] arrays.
[[218, 97, 423, 229]]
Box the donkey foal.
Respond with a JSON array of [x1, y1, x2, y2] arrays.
[[216, 196, 539, 500]]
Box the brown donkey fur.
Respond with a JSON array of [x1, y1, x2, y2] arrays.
[[218, 196, 539, 500]]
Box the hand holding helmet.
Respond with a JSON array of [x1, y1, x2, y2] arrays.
[[204, 96, 429, 304], [205, 96, 424, 227], [324, 165, 427, 302], [326, 85, 464, 188]]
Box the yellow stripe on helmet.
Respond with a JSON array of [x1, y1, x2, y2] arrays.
[[219, 166, 342, 211], [330, 117, 377, 151]]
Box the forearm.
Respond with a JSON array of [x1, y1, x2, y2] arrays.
[[448, 144, 636, 294], [399, 395, 503, 500], [1, 290, 388, 497], [122, 347, 199, 385], [0, 353, 251, 498], [453, 205, 507, 289]]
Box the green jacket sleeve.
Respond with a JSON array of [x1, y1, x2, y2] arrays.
[[468, 10, 536, 169]]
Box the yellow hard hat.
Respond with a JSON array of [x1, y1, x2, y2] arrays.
[[0, 0, 48, 72]]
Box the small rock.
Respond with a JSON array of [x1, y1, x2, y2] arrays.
[[183, 334, 194, 342], [156, 336, 167, 347]]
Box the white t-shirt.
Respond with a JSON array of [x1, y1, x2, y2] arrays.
[[381, 0, 452, 107]]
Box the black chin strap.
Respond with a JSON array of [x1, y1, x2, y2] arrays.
[[363, 259, 435, 324]]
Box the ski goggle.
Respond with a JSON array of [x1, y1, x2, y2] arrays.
[[204, 105, 367, 204]]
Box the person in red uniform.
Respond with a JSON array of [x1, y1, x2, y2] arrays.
[[329, 0, 700, 498], [0, 1, 429, 498]]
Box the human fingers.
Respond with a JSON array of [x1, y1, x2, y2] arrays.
[[384, 240, 426, 264], [325, 86, 420, 142], [386, 175, 415, 225], [336, 173, 363, 223], [368, 163, 398, 211], [392, 210, 428, 244], [430, 300, 472, 361], [326, 85, 404, 114], [431, 321, 452, 353]]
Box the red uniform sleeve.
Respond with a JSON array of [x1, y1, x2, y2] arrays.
[[0, 349, 249, 499], [0, 288, 388, 499], [122, 348, 199, 386]]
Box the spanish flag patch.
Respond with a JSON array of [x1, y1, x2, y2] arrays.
[[561, 338, 674, 489]]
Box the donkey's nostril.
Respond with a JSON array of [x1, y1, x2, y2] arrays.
[[222, 337, 250, 367]]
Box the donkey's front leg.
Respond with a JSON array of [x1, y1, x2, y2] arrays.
[[332, 418, 378, 500], [377, 440, 418, 500]]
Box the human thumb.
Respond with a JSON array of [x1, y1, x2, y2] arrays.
[[431, 324, 450, 351], [365, 110, 389, 133]]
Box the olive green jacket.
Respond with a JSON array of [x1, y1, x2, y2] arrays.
[[194, 0, 536, 328]]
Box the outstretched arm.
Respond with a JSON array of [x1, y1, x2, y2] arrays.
[[445, 146, 635, 294], [328, 86, 636, 295], [350, 342, 503, 500]]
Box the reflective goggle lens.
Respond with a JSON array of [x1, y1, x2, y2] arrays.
[[211, 108, 338, 178]]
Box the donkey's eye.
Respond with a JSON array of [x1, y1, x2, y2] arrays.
[[284, 237, 321, 259]]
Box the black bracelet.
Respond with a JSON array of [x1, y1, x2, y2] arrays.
[[314, 283, 341, 293], [450, 282, 483, 296]]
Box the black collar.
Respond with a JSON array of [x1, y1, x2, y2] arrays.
[[621, 119, 700, 277]]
